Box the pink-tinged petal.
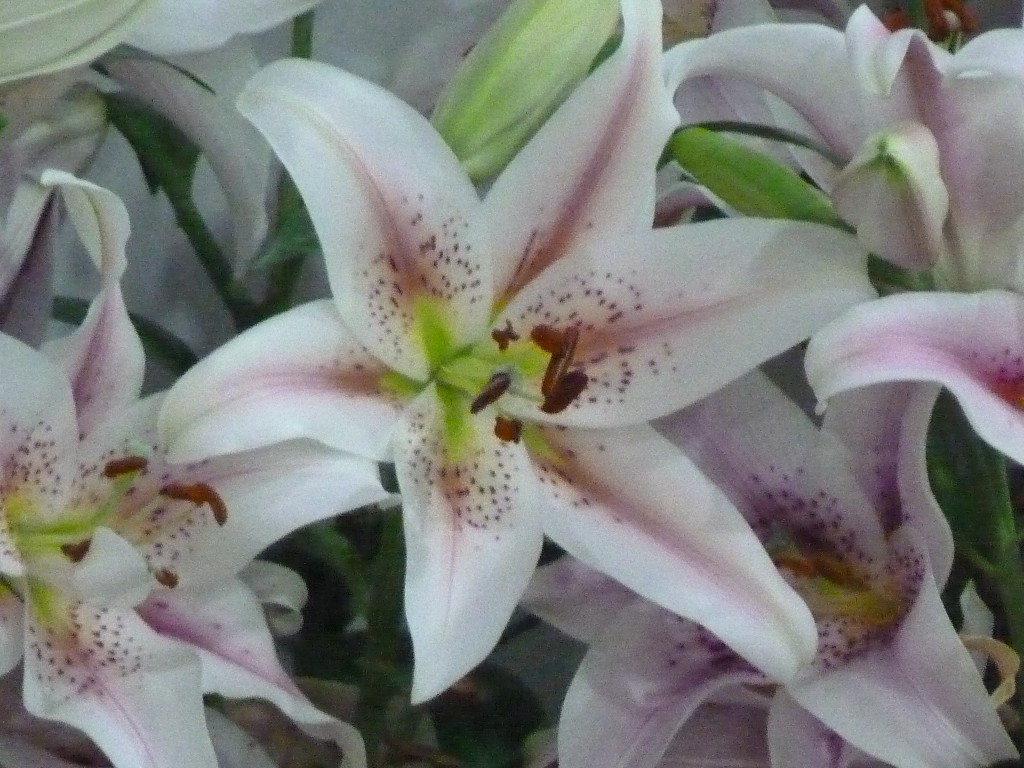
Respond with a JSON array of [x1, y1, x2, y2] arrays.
[[665, 24, 863, 160], [559, 601, 764, 768], [947, 29, 1024, 80], [766, 692, 849, 768], [39, 173, 143, 437], [237, 59, 490, 378], [68, 526, 154, 607], [393, 385, 543, 702], [533, 423, 817, 682], [107, 45, 271, 272], [821, 383, 953, 584], [0, 586, 24, 676], [206, 708, 278, 768], [98, 393, 387, 588], [660, 699, 770, 768], [24, 597, 217, 768], [831, 122, 948, 272], [498, 219, 872, 427], [484, 0, 678, 300], [139, 579, 366, 768], [159, 300, 403, 463], [806, 290, 1024, 467], [522, 556, 638, 644], [127, 0, 320, 55], [789, 530, 1018, 768], [0, 335, 79, 570]]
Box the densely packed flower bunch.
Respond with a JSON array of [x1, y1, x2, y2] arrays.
[[0, 0, 1023, 766]]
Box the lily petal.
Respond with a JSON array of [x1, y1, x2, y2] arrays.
[[831, 122, 948, 272], [159, 300, 403, 463], [788, 530, 1018, 768], [534, 423, 817, 682], [139, 578, 366, 768], [805, 290, 1024, 467], [498, 218, 873, 427], [0, 587, 24, 677], [821, 383, 953, 584], [766, 691, 849, 768], [23, 597, 217, 768], [237, 58, 491, 378], [394, 386, 543, 702], [484, 0, 678, 300], [127, 0, 320, 55], [238, 560, 307, 636], [559, 601, 763, 768], [40, 173, 144, 438]]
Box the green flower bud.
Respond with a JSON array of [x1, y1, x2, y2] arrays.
[[432, 0, 619, 181]]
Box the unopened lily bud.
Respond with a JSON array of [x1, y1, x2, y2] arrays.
[[431, 0, 619, 181], [0, 0, 154, 85]]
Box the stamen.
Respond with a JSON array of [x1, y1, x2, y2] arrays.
[[530, 324, 564, 355], [161, 482, 228, 526], [61, 539, 92, 562], [470, 371, 513, 414], [103, 456, 149, 478], [154, 568, 179, 588], [491, 321, 520, 351], [541, 369, 588, 414], [883, 0, 976, 39], [541, 326, 580, 398], [494, 416, 523, 443]]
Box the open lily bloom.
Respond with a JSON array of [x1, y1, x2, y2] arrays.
[[666, 7, 1024, 463], [158, 0, 873, 702], [0, 173, 386, 768], [522, 372, 1014, 768]]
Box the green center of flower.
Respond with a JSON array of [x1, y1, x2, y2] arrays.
[[767, 533, 903, 629]]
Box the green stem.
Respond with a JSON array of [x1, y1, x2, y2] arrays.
[[168, 190, 260, 329], [355, 512, 407, 766], [291, 11, 315, 58]]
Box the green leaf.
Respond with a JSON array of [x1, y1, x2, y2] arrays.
[[102, 92, 200, 197], [669, 126, 847, 228], [428, 663, 547, 768]]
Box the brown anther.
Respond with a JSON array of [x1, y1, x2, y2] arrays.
[[154, 568, 179, 588], [491, 321, 520, 351], [540, 326, 580, 398], [494, 416, 523, 443], [529, 324, 564, 355], [161, 482, 228, 526], [884, 1, 976, 38], [61, 539, 92, 562], [470, 371, 513, 414], [540, 369, 588, 414], [103, 456, 149, 478]]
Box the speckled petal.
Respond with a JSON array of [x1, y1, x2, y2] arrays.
[[806, 290, 1024, 467], [0, 335, 79, 573], [238, 59, 491, 379], [23, 596, 216, 768], [394, 385, 543, 702], [139, 578, 366, 768], [559, 600, 764, 768], [498, 218, 872, 427], [39, 173, 143, 438], [534, 423, 816, 682], [788, 531, 1018, 768], [822, 383, 953, 584], [0, 585, 24, 676], [484, 0, 678, 301], [766, 692, 850, 768], [159, 300, 403, 463]]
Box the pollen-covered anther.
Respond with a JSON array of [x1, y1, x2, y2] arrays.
[[494, 416, 523, 443], [470, 371, 513, 414], [540, 369, 588, 413], [154, 568, 179, 588], [491, 321, 520, 352], [61, 539, 92, 562], [160, 482, 228, 526], [103, 456, 149, 478]]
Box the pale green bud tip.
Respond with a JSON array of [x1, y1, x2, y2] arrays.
[[431, 0, 620, 181]]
